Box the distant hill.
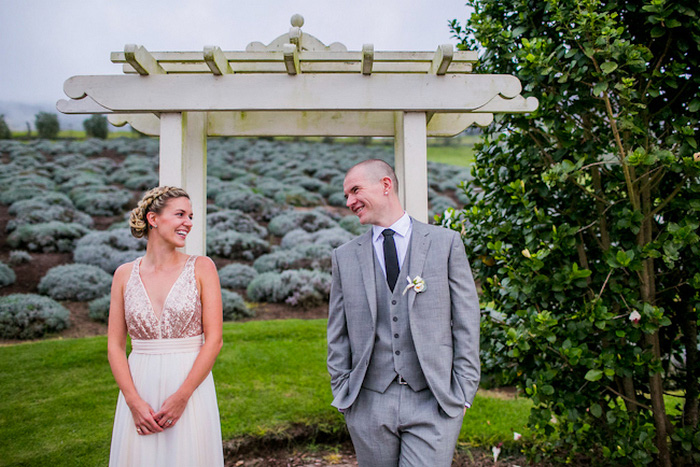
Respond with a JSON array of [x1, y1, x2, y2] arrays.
[[0, 100, 86, 132]]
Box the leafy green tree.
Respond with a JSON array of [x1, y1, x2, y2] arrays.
[[446, 0, 699, 465], [83, 114, 109, 139], [34, 112, 59, 139], [0, 114, 11, 139]]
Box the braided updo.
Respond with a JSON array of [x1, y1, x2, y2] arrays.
[[129, 186, 190, 238]]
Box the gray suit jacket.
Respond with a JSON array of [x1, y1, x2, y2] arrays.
[[327, 219, 481, 418]]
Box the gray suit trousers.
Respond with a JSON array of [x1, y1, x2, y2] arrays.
[[345, 382, 464, 467]]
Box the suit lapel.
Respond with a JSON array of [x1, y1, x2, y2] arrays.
[[354, 230, 378, 324], [407, 220, 431, 311]]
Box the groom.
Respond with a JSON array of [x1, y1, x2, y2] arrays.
[[327, 159, 481, 466]]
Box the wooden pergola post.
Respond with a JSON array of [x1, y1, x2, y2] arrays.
[[394, 112, 428, 222], [159, 112, 208, 255]]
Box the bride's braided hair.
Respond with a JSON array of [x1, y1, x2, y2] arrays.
[[129, 186, 190, 238]]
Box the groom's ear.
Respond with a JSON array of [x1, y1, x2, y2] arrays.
[[380, 176, 393, 193]]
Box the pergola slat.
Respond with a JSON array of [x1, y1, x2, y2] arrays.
[[203, 46, 233, 75], [430, 44, 454, 76], [123, 44, 165, 76], [362, 44, 374, 75]]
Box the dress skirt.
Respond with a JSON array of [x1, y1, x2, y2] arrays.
[[109, 334, 224, 466]]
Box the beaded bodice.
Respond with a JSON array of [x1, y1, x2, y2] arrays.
[[124, 255, 203, 339]]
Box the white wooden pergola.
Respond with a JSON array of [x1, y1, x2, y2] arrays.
[[58, 15, 537, 255]]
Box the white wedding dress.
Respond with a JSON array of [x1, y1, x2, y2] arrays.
[[109, 255, 224, 466]]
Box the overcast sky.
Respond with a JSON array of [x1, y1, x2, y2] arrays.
[[0, 1, 471, 106]]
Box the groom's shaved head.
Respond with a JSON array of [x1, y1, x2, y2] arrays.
[[348, 159, 399, 194]]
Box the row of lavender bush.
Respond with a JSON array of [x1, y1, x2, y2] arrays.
[[0, 138, 471, 339]]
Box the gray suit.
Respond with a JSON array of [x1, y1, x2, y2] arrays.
[[327, 219, 480, 466]]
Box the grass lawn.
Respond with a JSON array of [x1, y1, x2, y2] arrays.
[[0, 319, 530, 466], [427, 145, 475, 167]]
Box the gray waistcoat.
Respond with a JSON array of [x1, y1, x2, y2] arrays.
[[362, 245, 428, 393]]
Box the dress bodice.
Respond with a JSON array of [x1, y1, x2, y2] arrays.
[[124, 255, 203, 339]]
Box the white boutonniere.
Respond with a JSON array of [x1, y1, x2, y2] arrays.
[[402, 275, 426, 295]]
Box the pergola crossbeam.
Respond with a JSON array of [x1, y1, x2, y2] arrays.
[[61, 74, 525, 112]]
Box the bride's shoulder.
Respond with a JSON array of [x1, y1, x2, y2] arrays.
[[114, 260, 137, 281]]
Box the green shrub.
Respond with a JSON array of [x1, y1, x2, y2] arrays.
[[429, 195, 458, 219], [221, 289, 254, 321], [83, 115, 109, 139], [34, 112, 60, 139], [0, 114, 11, 139], [0, 262, 16, 288], [0, 294, 71, 339], [273, 186, 325, 207], [58, 171, 107, 191], [267, 209, 338, 236], [7, 222, 90, 253], [8, 250, 32, 266], [214, 190, 280, 221], [253, 244, 332, 273], [122, 173, 159, 191], [218, 263, 258, 290], [206, 231, 270, 261], [69, 185, 133, 216], [88, 294, 110, 323], [338, 215, 367, 236], [247, 269, 331, 308], [327, 191, 348, 207], [8, 192, 74, 215], [280, 227, 353, 249], [207, 209, 268, 239], [0, 174, 56, 205], [38, 264, 112, 301], [6, 202, 93, 233], [73, 229, 146, 273], [448, 2, 700, 464]]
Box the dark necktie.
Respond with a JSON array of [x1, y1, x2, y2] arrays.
[[382, 229, 400, 292]]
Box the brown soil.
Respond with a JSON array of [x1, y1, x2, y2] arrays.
[[224, 440, 528, 466]]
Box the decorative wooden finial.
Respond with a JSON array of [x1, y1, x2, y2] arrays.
[[290, 14, 304, 28]]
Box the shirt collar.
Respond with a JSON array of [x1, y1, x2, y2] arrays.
[[372, 212, 411, 242]]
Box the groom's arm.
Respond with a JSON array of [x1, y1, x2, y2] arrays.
[[327, 249, 352, 399], [446, 230, 481, 406]]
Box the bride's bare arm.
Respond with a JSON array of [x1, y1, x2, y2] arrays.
[[107, 262, 163, 435], [154, 256, 224, 428]]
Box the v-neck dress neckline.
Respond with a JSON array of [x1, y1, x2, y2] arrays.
[[123, 255, 203, 340], [137, 257, 189, 322]]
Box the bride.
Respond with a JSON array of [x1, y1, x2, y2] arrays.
[[107, 186, 224, 466]]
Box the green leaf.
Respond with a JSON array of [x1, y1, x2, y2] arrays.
[[616, 249, 634, 267], [590, 403, 602, 417], [593, 81, 608, 96], [585, 369, 603, 381], [650, 26, 665, 38], [600, 62, 618, 74], [688, 99, 700, 113]]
